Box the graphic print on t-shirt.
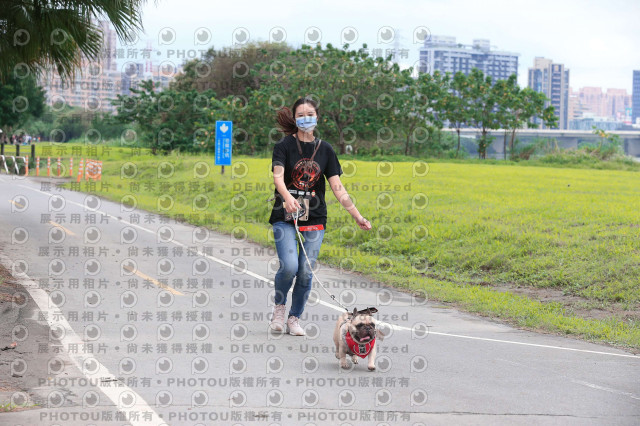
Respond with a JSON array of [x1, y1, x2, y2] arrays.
[[291, 158, 321, 191]]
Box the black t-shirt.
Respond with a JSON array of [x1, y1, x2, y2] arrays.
[[269, 134, 343, 227]]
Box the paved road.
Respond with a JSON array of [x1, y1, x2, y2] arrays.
[[0, 174, 639, 425]]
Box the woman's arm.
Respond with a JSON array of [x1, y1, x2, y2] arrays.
[[273, 165, 301, 213], [327, 174, 371, 230]]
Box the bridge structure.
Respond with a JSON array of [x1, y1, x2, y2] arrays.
[[442, 128, 640, 157]]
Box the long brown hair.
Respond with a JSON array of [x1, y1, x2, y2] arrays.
[[276, 97, 319, 136]]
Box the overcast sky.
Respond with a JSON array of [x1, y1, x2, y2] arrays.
[[118, 0, 640, 92]]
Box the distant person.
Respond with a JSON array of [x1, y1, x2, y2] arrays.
[[268, 97, 372, 335]]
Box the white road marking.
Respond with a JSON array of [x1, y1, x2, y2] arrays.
[[496, 357, 640, 401], [0, 253, 165, 426], [571, 379, 640, 401], [16, 183, 640, 361]]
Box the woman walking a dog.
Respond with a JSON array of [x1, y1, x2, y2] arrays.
[[268, 97, 372, 335]]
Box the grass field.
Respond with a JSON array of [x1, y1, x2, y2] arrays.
[[8, 142, 640, 349]]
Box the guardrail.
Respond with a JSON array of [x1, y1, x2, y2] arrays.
[[0, 155, 27, 175], [0, 154, 101, 179], [0, 155, 8, 174]]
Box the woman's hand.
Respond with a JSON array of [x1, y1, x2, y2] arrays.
[[355, 215, 372, 230], [283, 196, 301, 214]]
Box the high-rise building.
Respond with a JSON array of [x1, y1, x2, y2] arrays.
[[579, 87, 606, 117], [568, 87, 632, 128], [39, 21, 179, 113], [574, 87, 631, 120], [99, 20, 117, 73], [121, 63, 146, 94], [418, 36, 519, 82], [605, 88, 631, 121], [39, 20, 122, 113], [633, 70, 640, 124], [527, 57, 570, 129], [568, 88, 589, 123], [121, 62, 177, 94]]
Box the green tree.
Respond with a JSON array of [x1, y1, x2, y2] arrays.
[[467, 69, 500, 159], [441, 71, 472, 158], [90, 111, 133, 140], [393, 69, 446, 155], [171, 42, 292, 98], [234, 85, 285, 154], [0, 73, 45, 141], [494, 75, 558, 159], [492, 76, 515, 160], [0, 0, 152, 82], [508, 89, 556, 158], [113, 80, 216, 155], [53, 106, 96, 141], [253, 43, 401, 154], [195, 94, 259, 155]]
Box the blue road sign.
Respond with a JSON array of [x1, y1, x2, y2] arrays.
[[215, 121, 232, 166]]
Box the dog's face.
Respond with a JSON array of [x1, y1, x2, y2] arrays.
[[349, 314, 377, 344]]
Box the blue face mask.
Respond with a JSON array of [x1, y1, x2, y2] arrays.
[[296, 115, 317, 132]]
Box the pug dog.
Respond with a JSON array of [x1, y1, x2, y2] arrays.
[[333, 307, 386, 371]]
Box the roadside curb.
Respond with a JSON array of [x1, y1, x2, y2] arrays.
[[0, 256, 48, 413]]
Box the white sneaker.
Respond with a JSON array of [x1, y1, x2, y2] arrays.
[[286, 315, 305, 336], [270, 304, 286, 332]]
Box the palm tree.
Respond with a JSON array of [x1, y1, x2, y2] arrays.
[[0, 0, 154, 82]]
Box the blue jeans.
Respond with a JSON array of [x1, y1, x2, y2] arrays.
[[272, 221, 325, 318]]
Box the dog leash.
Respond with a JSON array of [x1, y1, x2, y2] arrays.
[[293, 207, 350, 314]]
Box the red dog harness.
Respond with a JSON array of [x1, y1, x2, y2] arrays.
[[345, 331, 376, 358]]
